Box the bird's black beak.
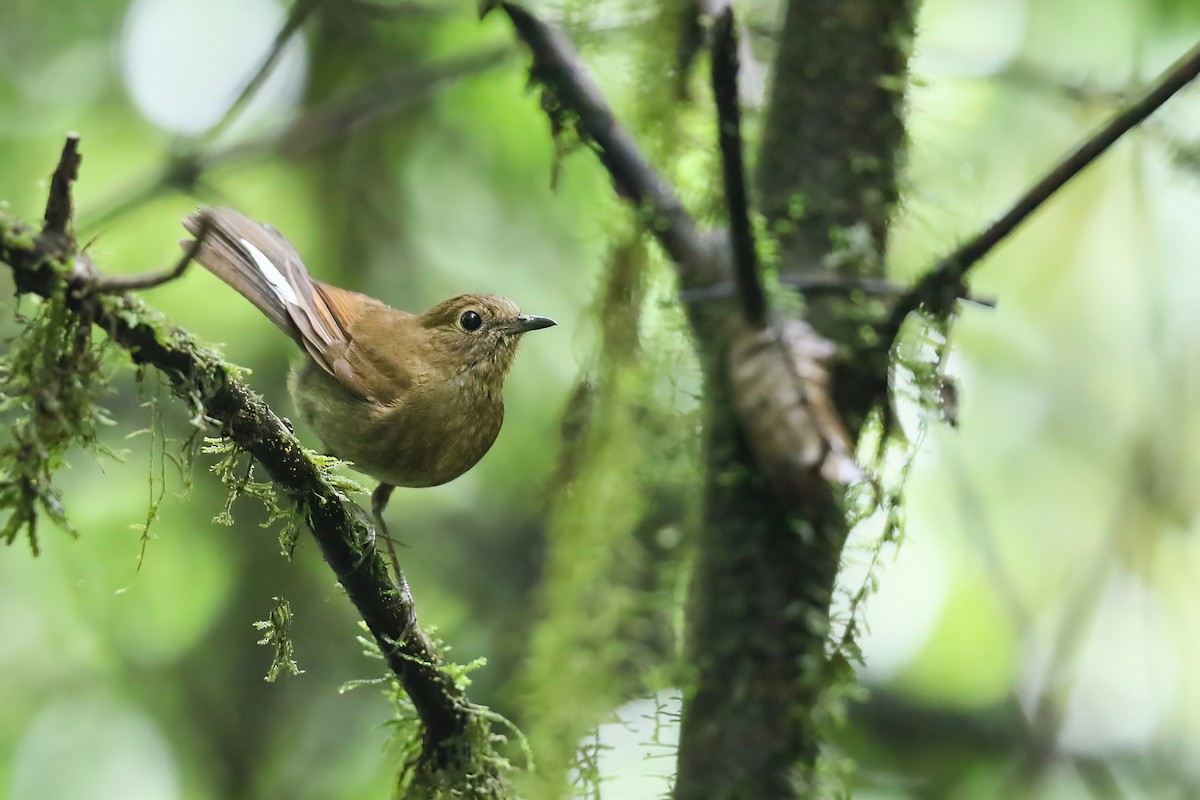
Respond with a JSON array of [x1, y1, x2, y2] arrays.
[[502, 315, 557, 334]]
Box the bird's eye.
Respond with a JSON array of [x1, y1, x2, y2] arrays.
[[460, 310, 483, 331]]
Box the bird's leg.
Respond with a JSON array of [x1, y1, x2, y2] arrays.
[[371, 483, 404, 584]]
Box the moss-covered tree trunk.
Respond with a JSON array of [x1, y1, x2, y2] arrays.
[[673, 2, 914, 797]]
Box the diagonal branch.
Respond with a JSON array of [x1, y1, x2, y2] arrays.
[[2, 137, 489, 776], [494, 2, 711, 276], [87, 213, 214, 292], [82, 48, 509, 233], [885, 36, 1200, 342], [203, 0, 322, 145], [711, 8, 766, 328]]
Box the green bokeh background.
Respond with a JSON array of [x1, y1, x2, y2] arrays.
[[2, 0, 1200, 797]]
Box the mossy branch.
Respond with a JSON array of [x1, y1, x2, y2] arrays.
[[0, 136, 507, 790]]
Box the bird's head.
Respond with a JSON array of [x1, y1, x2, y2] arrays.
[[419, 294, 555, 385]]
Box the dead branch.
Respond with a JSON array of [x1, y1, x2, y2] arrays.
[[87, 211, 214, 292], [885, 36, 1200, 341]]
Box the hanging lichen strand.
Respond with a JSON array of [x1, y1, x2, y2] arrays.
[[0, 242, 118, 555], [521, 224, 701, 797]]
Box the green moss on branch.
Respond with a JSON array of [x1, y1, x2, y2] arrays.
[[0, 199, 512, 793]]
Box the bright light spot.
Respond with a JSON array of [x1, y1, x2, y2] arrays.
[[914, 0, 1027, 77], [573, 692, 681, 799], [1018, 571, 1178, 755], [120, 0, 307, 136], [9, 694, 180, 800], [837, 520, 950, 682]]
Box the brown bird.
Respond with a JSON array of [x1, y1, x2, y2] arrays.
[[182, 207, 555, 563]]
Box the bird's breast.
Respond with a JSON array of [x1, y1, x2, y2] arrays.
[[291, 360, 505, 488]]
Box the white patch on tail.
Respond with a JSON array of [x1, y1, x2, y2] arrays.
[[241, 238, 299, 305]]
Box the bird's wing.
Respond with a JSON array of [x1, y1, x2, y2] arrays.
[[315, 282, 423, 406]]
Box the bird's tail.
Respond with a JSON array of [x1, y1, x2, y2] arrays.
[[182, 207, 349, 372]]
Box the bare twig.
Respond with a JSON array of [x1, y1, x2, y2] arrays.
[[886, 36, 1200, 340], [493, 2, 710, 272], [87, 212, 214, 292], [711, 9, 765, 328], [43, 133, 82, 237]]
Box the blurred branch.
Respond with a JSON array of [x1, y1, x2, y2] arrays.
[[854, 690, 1189, 797], [81, 48, 510, 233], [87, 0, 331, 226], [884, 36, 1200, 342], [1019, 494, 1128, 784], [492, 2, 712, 275], [944, 444, 1031, 628], [223, 48, 510, 161], [199, 0, 450, 143], [203, 0, 322, 145], [2, 137, 499, 781], [674, 0, 716, 100], [853, 691, 1027, 753], [995, 59, 1200, 208], [711, 9, 766, 328], [997, 60, 1131, 108], [1074, 758, 1126, 800], [342, 0, 447, 19]]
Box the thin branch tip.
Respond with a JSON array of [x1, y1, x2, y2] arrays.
[[202, 0, 320, 144], [87, 212, 213, 293], [44, 134, 83, 237], [887, 35, 1200, 339]]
